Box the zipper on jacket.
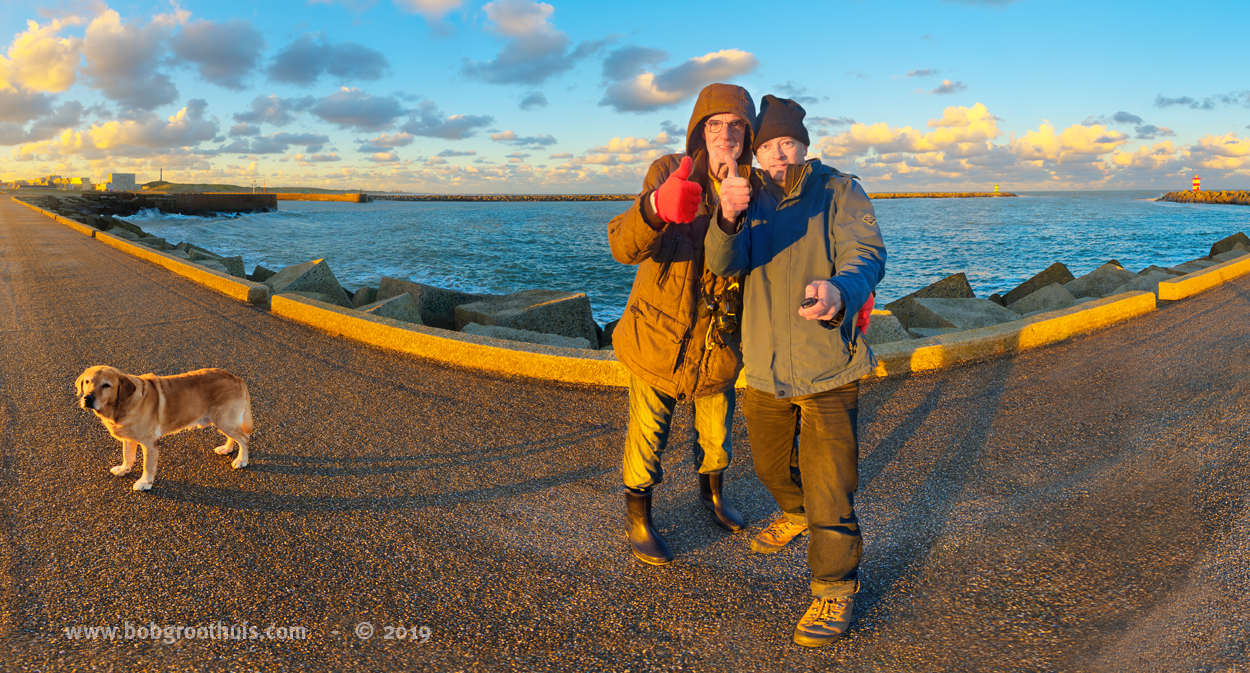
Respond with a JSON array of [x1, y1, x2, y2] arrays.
[[655, 231, 681, 287]]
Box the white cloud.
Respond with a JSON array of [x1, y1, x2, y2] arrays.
[[80, 8, 187, 110], [0, 16, 85, 92], [393, 0, 464, 20], [599, 49, 758, 113]]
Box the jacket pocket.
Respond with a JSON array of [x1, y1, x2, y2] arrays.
[[626, 297, 689, 379]]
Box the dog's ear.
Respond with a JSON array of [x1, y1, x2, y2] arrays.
[[111, 376, 137, 419]]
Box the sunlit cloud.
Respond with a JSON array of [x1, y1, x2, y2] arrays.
[[0, 16, 85, 92], [599, 49, 758, 113]]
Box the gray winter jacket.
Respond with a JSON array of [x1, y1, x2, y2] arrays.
[[705, 159, 886, 398]]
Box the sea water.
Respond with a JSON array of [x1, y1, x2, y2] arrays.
[[127, 191, 1250, 324]]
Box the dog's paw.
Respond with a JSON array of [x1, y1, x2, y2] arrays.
[[231, 456, 248, 469], [132, 479, 153, 491], [110, 465, 132, 476], [214, 444, 234, 455]]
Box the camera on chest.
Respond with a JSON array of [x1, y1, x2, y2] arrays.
[[699, 281, 742, 335]]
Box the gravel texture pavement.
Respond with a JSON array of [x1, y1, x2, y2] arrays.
[[1, 196, 1247, 672]]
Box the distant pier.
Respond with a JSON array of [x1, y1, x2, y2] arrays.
[[275, 193, 370, 203], [1158, 190, 1250, 206], [868, 192, 1018, 199], [374, 194, 636, 202]]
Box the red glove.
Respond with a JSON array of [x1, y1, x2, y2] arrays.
[[857, 292, 875, 333], [653, 156, 702, 224]]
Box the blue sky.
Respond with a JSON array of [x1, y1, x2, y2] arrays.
[[2, 0, 1248, 193]]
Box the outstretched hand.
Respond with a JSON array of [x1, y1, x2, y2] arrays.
[[799, 280, 843, 322], [652, 156, 702, 224]]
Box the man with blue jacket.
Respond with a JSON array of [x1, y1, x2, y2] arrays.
[[705, 95, 886, 647]]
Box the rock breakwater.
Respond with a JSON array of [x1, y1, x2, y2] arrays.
[[868, 192, 1018, 199], [1157, 190, 1250, 206], [374, 194, 635, 202], [865, 231, 1250, 345]]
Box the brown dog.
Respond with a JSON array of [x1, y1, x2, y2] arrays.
[[75, 365, 254, 491]]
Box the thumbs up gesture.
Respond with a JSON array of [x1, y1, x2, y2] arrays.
[[653, 156, 702, 224], [717, 151, 751, 225]]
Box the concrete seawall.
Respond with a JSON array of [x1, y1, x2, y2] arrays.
[[275, 193, 369, 203], [132, 192, 276, 213], [17, 194, 1250, 386], [868, 192, 1018, 199], [1158, 190, 1250, 206], [374, 194, 636, 202]]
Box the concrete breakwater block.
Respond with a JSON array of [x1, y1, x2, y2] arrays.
[[455, 289, 599, 349], [1168, 259, 1217, 276], [108, 228, 140, 241], [1001, 262, 1075, 307], [1209, 232, 1250, 258], [1007, 283, 1076, 315], [1111, 270, 1173, 297], [913, 298, 1022, 330], [106, 216, 147, 237], [462, 323, 591, 350], [377, 277, 489, 330], [360, 293, 423, 325], [1139, 264, 1184, 277], [249, 265, 277, 282], [885, 273, 975, 329], [277, 291, 340, 304], [908, 327, 960, 339], [1212, 247, 1249, 263], [352, 286, 378, 308], [265, 259, 352, 308], [864, 312, 910, 344], [134, 236, 169, 250], [219, 255, 246, 278], [1064, 263, 1138, 298], [601, 318, 620, 349], [195, 259, 230, 274]]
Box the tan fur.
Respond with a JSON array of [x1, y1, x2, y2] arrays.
[[75, 365, 254, 491]]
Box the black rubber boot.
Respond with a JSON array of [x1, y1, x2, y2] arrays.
[[699, 473, 745, 532], [625, 489, 673, 565]]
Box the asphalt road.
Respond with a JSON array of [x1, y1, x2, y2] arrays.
[[1, 196, 1248, 672]]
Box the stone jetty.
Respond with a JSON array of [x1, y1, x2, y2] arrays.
[[374, 194, 635, 202], [868, 191, 1018, 199], [866, 231, 1250, 345], [21, 191, 274, 217], [1158, 190, 1250, 206], [21, 191, 1248, 356], [274, 193, 370, 203]]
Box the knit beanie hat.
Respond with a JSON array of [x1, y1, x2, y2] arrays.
[[752, 95, 810, 151]]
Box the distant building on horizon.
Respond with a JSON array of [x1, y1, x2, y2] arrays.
[[96, 173, 137, 191]]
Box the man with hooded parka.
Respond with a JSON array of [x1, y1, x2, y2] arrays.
[[607, 83, 756, 565], [706, 95, 886, 646]]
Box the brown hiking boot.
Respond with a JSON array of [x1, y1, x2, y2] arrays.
[[793, 595, 855, 647], [750, 513, 808, 554]]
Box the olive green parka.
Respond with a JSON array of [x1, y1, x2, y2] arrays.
[[607, 83, 755, 400]]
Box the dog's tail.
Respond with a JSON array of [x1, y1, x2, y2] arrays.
[[240, 380, 254, 436]]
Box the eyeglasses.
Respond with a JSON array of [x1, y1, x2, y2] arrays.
[[704, 119, 747, 135]]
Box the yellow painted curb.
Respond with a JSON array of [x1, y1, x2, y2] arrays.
[[15, 197, 98, 236], [16, 195, 1239, 384], [271, 294, 630, 387], [15, 198, 270, 307], [1157, 254, 1250, 300], [868, 291, 1157, 377]]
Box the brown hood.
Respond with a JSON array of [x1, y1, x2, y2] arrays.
[[685, 83, 756, 158]]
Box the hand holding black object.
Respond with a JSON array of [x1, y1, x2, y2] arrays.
[[800, 297, 837, 330]]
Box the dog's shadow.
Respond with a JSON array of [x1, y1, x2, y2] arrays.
[[144, 424, 618, 512], [242, 422, 613, 477], [148, 463, 609, 513]]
